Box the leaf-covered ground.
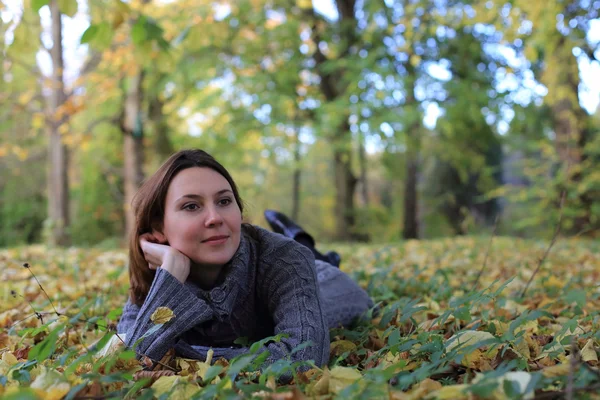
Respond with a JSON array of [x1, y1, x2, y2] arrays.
[[2, 236, 600, 399]]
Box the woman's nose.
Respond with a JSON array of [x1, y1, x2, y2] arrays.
[[205, 205, 223, 226]]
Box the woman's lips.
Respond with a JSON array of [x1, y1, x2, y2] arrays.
[[202, 236, 229, 245]]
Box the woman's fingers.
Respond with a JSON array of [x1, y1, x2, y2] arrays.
[[140, 232, 158, 243], [140, 238, 169, 267]]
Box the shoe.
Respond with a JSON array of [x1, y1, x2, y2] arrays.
[[264, 209, 315, 247], [325, 251, 341, 268]]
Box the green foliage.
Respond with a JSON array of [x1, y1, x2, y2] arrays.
[[0, 175, 46, 247], [70, 133, 124, 246], [6, 237, 600, 397], [1, 0, 600, 246]]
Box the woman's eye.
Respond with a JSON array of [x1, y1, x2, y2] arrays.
[[219, 198, 232, 206], [183, 203, 199, 211]]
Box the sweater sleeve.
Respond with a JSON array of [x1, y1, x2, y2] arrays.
[[174, 243, 329, 369], [257, 242, 330, 367], [117, 268, 214, 362]]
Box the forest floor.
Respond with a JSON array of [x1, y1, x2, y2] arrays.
[[1, 235, 600, 399]]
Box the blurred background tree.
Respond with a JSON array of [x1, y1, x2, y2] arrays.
[[0, 0, 598, 247]]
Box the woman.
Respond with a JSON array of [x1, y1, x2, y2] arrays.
[[117, 149, 373, 368]]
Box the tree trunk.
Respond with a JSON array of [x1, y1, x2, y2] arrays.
[[544, 34, 590, 233], [402, 64, 420, 240], [122, 72, 145, 240], [149, 94, 174, 162], [333, 124, 358, 241], [307, 0, 358, 240], [47, 0, 69, 246], [358, 132, 369, 206], [403, 151, 418, 239], [292, 130, 301, 222]]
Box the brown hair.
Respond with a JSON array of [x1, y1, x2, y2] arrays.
[[128, 149, 246, 306]]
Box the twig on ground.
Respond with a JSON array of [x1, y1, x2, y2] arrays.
[[8, 262, 178, 372], [533, 338, 600, 399], [566, 337, 577, 400], [471, 215, 499, 292], [23, 262, 61, 317], [533, 384, 600, 400], [520, 190, 566, 299]]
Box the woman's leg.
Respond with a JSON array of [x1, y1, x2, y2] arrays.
[[264, 209, 341, 267], [314, 260, 373, 328]]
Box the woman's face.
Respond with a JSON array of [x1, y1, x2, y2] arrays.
[[159, 167, 242, 267]]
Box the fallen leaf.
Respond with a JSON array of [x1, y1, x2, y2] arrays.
[[30, 366, 71, 400], [309, 368, 329, 396], [330, 340, 357, 357], [2, 351, 18, 366], [134, 369, 175, 386], [329, 366, 362, 394], [151, 375, 200, 398], [150, 307, 175, 324], [445, 330, 496, 353], [541, 363, 571, 378], [426, 384, 469, 400], [0, 333, 8, 349], [581, 339, 598, 363], [14, 347, 30, 360]]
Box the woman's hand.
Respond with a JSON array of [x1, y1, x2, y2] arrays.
[[140, 233, 191, 283]]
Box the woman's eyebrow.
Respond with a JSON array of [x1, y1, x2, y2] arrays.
[[176, 190, 232, 202]]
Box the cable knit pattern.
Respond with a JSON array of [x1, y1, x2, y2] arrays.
[[117, 225, 372, 367]]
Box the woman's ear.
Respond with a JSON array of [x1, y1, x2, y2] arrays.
[[152, 230, 167, 244], [150, 222, 168, 244]]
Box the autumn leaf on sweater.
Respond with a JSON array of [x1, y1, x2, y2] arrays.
[[150, 307, 175, 324]]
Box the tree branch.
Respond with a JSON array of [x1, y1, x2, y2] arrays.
[[6, 56, 45, 80], [520, 190, 566, 298], [471, 215, 499, 291]]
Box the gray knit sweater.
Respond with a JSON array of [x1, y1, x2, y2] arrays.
[[117, 225, 373, 367]]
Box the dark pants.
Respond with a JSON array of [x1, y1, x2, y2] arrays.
[[294, 235, 332, 264]]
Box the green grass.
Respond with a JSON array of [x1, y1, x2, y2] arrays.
[[1, 236, 600, 399]]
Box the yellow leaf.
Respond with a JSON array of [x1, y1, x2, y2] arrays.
[[514, 339, 531, 360], [58, 0, 78, 17], [151, 375, 200, 398], [151, 376, 178, 396], [581, 339, 598, 363], [399, 378, 443, 400], [296, 0, 312, 9], [330, 340, 356, 356], [309, 368, 329, 396], [150, 307, 175, 324], [58, 124, 69, 135], [329, 366, 362, 394], [543, 275, 565, 289], [542, 363, 570, 378], [410, 54, 421, 67], [2, 352, 18, 366], [426, 384, 469, 400], [18, 91, 35, 105], [32, 113, 45, 130], [12, 146, 28, 161], [445, 330, 496, 353], [30, 367, 71, 400]]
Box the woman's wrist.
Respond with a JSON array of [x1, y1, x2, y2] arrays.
[[161, 249, 191, 283]]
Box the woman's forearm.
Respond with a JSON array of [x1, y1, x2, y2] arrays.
[[118, 268, 214, 361]]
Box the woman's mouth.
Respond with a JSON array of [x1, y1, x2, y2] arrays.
[[202, 235, 229, 245]]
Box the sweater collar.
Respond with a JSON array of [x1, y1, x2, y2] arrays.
[[184, 228, 252, 319]]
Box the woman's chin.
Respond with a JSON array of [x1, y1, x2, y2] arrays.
[[190, 258, 227, 270]]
